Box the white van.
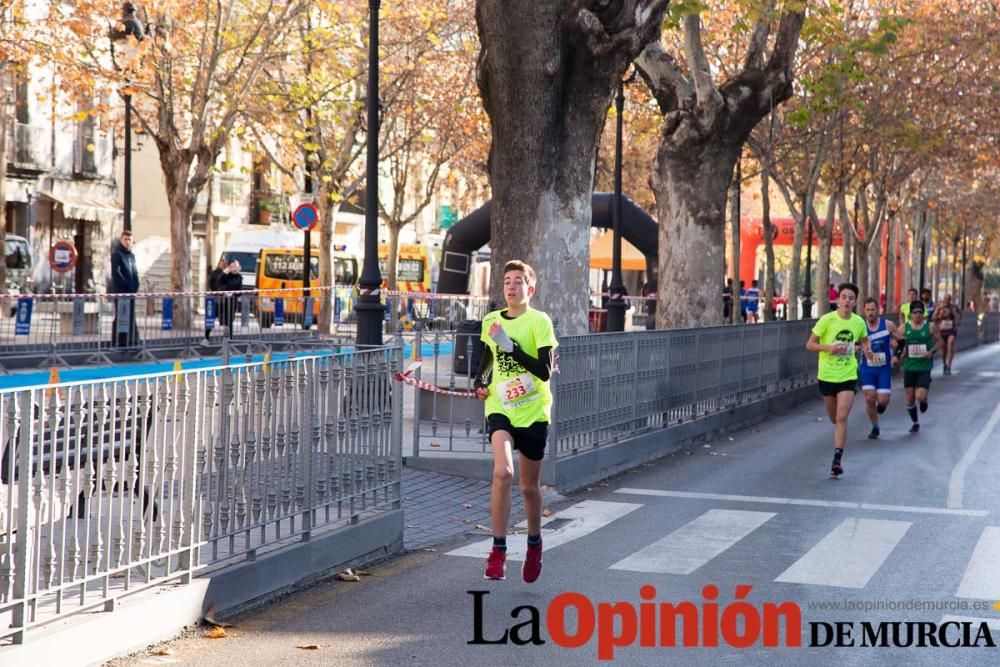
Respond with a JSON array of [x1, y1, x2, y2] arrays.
[[219, 229, 303, 289]]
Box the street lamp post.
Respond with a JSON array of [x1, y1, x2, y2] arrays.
[[606, 77, 630, 333], [110, 2, 144, 234], [355, 0, 385, 346]]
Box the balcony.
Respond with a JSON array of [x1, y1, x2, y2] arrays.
[[5, 122, 52, 171], [249, 191, 290, 226]]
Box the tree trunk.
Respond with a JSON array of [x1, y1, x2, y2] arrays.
[[387, 223, 400, 291], [729, 166, 740, 323], [167, 188, 195, 330], [316, 196, 335, 335], [477, 1, 667, 334], [841, 217, 852, 284], [885, 212, 897, 313], [788, 215, 804, 320], [817, 232, 831, 314], [968, 260, 985, 312], [0, 91, 8, 291], [868, 224, 883, 307], [653, 143, 739, 328], [761, 171, 776, 322]]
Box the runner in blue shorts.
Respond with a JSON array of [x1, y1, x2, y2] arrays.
[[859, 297, 904, 439]]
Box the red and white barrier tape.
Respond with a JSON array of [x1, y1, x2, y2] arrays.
[[392, 362, 478, 397]]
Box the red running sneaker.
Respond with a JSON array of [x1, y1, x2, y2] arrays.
[[484, 547, 506, 580], [522, 544, 543, 583]]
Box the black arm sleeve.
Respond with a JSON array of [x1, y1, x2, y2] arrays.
[[510, 344, 553, 381], [473, 346, 493, 389]]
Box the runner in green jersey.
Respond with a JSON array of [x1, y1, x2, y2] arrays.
[[473, 260, 557, 583], [806, 283, 874, 477], [901, 301, 943, 433]]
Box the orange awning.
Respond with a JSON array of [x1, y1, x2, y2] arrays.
[[589, 231, 647, 271]]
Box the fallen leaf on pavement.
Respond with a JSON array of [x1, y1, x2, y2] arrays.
[[153, 647, 175, 656], [542, 508, 552, 517], [405, 524, 419, 528], [204, 626, 227, 639], [423, 548, 436, 552], [336, 569, 361, 582], [296, 644, 322, 650], [474, 524, 491, 532], [463, 503, 473, 508], [353, 569, 372, 576]]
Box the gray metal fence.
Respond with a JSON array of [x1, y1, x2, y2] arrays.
[[0, 346, 402, 644], [549, 320, 815, 458], [0, 288, 492, 370]]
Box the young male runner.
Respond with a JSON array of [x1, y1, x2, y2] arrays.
[[901, 301, 943, 433], [931, 293, 961, 375], [859, 298, 904, 439], [473, 261, 557, 582], [806, 283, 873, 477]]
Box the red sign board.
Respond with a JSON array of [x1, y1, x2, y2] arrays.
[[49, 241, 78, 273]]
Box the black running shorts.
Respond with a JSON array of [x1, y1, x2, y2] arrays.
[[818, 378, 858, 397], [903, 370, 932, 389], [486, 413, 549, 461]]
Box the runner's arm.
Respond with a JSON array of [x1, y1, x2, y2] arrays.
[[806, 333, 838, 353], [887, 321, 905, 341], [509, 343, 553, 381], [930, 325, 944, 356], [473, 347, 493, 389]]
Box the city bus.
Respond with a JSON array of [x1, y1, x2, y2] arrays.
[[255, 247, 358, 327]]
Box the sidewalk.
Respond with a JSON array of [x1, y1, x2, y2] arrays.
[[401, 465, 566, 551]]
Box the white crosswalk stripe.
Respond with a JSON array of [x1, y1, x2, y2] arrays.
[[609, 509, 775, 574], [775, 518, 911, 589], [447, 492, 999, 603], [955, 527, 1000, 600]]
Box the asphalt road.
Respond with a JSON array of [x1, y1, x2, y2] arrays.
[[117, 344, 1000, 667]]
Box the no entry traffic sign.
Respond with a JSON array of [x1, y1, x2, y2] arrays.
[[49, 241, 78, 273], [292, 202, 318, 232]]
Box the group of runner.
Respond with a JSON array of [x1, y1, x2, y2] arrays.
[[471, 264, 966, 584], [807, 282, 963, 478]]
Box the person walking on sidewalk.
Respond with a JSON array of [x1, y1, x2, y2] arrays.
[[473, 260, 557, 583], [806, 282, 873, 478]]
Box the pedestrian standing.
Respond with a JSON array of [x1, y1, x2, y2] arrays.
[[474, 260, 557, 583], [110, 230, 140, 347], [205, 258, 227, 342], [219, 260, 245, 338]]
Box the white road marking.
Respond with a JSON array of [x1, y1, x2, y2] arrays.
[[614, 488, 989, 518], [609, 509, 775, 575], [775, 518, 911, 589], [948, 398, 1000, 508], [445, 499, 642, 561], [956, 527, 1000, 600]]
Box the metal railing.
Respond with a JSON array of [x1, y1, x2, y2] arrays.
[[549, 320, 814, 458], [0, 287, 494, 369], [0, 345, 402, 644], [407, 312, 1000, 459]]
